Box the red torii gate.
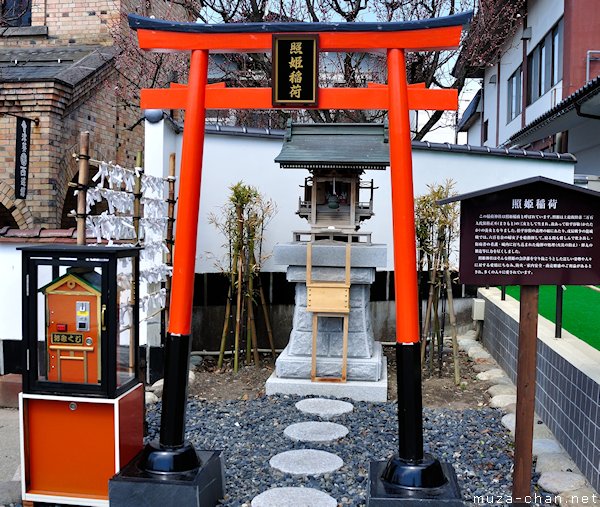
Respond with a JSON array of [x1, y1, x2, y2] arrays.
[[129, 11, 471, 499]]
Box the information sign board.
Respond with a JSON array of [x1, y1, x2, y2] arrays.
[[445, 178, 600, 285]]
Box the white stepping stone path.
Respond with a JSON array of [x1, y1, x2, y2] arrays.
[[538, 471, 587, 494], [251, 487, 337, 507], [533, 438, 563, 456], [536, 453, 578, 474], [487, 384, 516, 397], [490, 394, 517, 408], [284, 421, 349, 442], [295, 398, 353, 419], [269, 449, 343, 476], [476, 368, 508, 382]]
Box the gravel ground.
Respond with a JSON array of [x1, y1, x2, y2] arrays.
[[146, 396, 534, 507]]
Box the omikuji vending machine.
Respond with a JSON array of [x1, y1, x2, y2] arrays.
[[19, 245, 144, 507]]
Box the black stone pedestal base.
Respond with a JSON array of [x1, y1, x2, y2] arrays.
[[367, 460, 464, 506], [109, 450, 224, 507]]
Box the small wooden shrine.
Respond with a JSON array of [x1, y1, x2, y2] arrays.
[[275, 121, 388, 242]]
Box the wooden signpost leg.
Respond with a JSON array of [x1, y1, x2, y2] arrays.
[[512, 284, 539, 505]]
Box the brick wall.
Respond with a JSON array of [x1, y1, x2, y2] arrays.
[[0, 0, 191, 228], [478, 287, 600, 492]]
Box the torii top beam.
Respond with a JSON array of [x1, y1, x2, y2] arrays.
[[129, 12, 472, 54]]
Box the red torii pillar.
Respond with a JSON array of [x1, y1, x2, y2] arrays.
[[129, 11, 471, 497]]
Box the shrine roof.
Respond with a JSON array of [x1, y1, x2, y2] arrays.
[[275, 122, 389, 170]]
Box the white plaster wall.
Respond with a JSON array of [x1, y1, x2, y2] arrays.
[[528, 0, 563, 48], [0, 245, 23, 342], [483, 66, 498, 146], [568, 119, 600, 176], [190, 132, 574, 273], [466, 121, 481, 145]]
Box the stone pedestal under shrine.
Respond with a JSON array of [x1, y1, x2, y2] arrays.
[[272, 241, 387, 383]]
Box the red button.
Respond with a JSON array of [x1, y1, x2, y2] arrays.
[[56, 324, 67, 332]]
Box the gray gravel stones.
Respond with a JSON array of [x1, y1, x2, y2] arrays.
[[295, 398, 353, 419], [251, 487, 337, 507], [269, 450, 344, 475], [284, 422, 349, 443], [538, 471, 587, 494], [145, 397, 524, 506]]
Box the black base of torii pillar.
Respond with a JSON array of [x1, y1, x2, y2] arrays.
[[367, 344, 464, 506]]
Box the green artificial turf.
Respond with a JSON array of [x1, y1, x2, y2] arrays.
[[504, 285, 600, 351]]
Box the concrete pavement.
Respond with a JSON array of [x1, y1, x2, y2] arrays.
[[0, 408, 21, 506]]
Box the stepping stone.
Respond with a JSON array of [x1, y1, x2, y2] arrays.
[[558, 488, 599, 506], [467, 347, 491, 361], [284, 421, 348, 443], [533, 439, 563, 457], [490, 394, 517, 408], [472, 363, 497, 373], [457, 339, 477, 352], [145, 392, 159, 405], [488, 384, 516, 397], [476, 368, 508, 382], [501, 413, 515, 433], [295, 398, 353, 419], [537, 471, 586, 494], [251, 487, 337, 507], [536, 453, 578, 474], [504, 403, 517, 414], [533, 423, 554, 439], [269, 449, 343, 476]]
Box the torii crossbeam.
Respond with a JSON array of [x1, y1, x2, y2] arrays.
[[129, 11, 472, 505]]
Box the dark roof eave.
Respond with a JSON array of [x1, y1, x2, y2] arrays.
[[128, 11, 473, 34]]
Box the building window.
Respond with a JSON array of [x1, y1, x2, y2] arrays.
[[527, 18, 563, 105], [482, 120, 489, 143], [507, 65, 522, 122], [1, 0, 32, 27]]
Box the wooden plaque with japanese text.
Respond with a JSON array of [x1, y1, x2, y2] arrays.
[[272, 34, 318, 107], [457, 180, 600, 285]]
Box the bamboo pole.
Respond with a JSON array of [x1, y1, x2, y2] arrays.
[[130, 151, 143, 371], [257, 282, 276, 359], [217, 287, 232, 369], [76, 132, 90, 245], [164, 154, 176, 336], [247, 233, 260, 366], [233, 205, 244, 373], [443, 263, 461, 386], [420, 252, 437, 365]]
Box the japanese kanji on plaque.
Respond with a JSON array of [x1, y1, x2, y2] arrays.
[[272, 34, 319, 107]]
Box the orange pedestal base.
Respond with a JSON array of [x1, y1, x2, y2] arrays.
[[19, 383, 143, 507]]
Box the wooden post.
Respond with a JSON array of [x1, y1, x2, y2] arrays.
[[164, 153, 176, 335], [76, 132, 90, 245], [555, 285, 563, 338], [512, 284, 539, 504], [131, 151, 143, 371]]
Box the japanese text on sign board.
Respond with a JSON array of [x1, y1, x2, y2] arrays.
[[15, 117, 31, 200], [458, 184, 600, 285], [272, 35, 318, 106]]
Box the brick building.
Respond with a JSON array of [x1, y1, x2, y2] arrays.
[[0, 0, 190, 229]]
